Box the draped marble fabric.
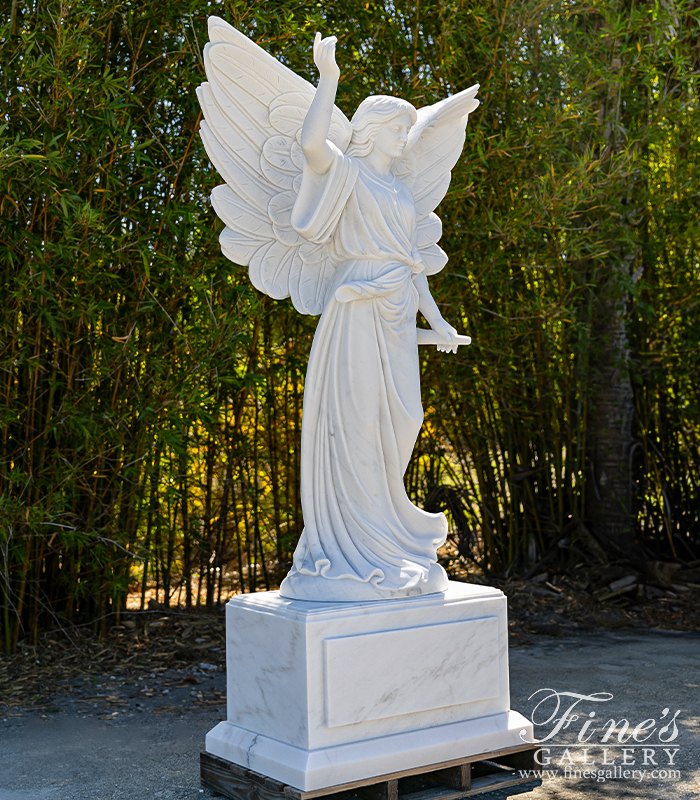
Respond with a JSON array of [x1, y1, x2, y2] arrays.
[[279, 147, 449, 601]]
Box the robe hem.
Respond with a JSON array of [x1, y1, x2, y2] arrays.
[[279, 563, 449, 603]]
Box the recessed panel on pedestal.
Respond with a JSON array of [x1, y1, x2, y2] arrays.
[[323, 616, 499, 727]]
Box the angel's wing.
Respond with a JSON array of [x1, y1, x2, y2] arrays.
[[197, 17, 352, 315], [393, 85, 480, 275]]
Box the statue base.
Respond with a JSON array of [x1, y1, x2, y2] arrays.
[[204, 581, 533, 792]]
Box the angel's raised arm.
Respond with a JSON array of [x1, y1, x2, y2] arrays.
[[300, 33, 340, 175]]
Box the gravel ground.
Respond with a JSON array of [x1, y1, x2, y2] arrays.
[[1, 629, 698, 800], [0, 660, 226, 800], [501, 629, 700, 800]]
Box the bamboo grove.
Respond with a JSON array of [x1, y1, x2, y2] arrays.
[[2, 0, 699, 649]]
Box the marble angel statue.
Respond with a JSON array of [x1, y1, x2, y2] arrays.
[[197, 17, 479, 602]]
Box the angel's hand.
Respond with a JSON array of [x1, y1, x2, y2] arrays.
[[431, 318, 459, 354], [313, 33, 340, 82]]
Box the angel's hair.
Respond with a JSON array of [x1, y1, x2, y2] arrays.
[[347, 95, 418, 158]]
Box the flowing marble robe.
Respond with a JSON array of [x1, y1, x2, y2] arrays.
[[279, 145, 450, 602]]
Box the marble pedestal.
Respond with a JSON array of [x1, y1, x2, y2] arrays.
[[205, 581, 533, 791]]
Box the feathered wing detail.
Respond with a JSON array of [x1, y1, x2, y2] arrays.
[[393, 84, 480, 275], [197, 17, 352, 315]]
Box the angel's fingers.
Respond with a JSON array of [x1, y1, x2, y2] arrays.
[[323, 40, 337, 61], [313, 31, 321, 58]]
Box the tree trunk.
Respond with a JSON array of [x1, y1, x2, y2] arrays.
[[583, 13, 638, 557], [585, 270, 636, 555]]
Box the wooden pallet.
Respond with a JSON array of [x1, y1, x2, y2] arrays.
[[201, 743, 542, 800]]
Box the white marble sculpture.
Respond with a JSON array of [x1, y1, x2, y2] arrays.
[[197, 18, 479, 602]]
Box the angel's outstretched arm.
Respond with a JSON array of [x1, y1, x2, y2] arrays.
[[300, 33, 340, 175], [414, 271, 459, 353]]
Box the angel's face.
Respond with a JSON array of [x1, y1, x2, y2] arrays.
[[372, 113, 412, 159]]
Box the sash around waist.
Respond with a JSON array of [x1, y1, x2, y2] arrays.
[[334, 262, 418, 304]]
